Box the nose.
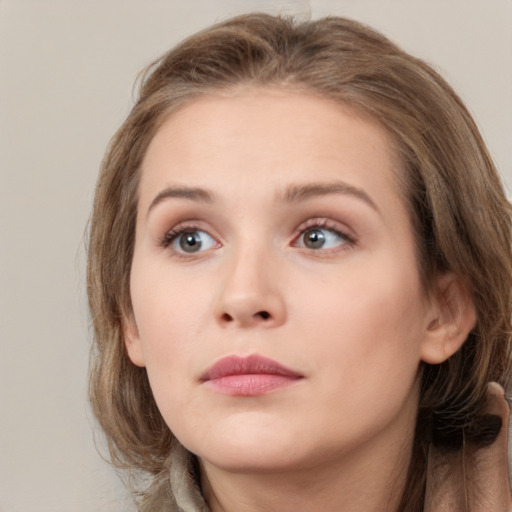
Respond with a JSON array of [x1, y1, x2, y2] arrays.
[[214, 247, 286, 329]]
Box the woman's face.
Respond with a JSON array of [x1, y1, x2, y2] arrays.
[[125, 89, 438, 474]]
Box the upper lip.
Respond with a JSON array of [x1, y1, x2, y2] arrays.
[[200, 354, 303, 381]]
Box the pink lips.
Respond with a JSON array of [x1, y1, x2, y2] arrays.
[[200, 354, 303, 396]]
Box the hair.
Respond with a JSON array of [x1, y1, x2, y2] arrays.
[[87, 13, 512, 511]]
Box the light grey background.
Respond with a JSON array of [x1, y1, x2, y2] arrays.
[[1, 1, 510, 511]]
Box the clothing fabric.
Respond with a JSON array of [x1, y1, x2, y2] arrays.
[[169, 443, 209, 512]]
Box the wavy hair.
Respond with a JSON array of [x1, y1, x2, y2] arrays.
[[87, 13, 512, 510]]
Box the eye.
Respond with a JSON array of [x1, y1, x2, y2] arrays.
[[294, 223, 353, 251], [164, 228, 218, 254]]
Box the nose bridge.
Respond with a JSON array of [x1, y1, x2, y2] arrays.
[[215, 235, 286, 328]]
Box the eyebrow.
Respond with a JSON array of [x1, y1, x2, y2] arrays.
[[147, 186, 215, 216], [146, 180, 380, 216], [283, 181, 380, 214]]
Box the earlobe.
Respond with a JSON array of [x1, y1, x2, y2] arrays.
[[420, 273, 477, 365], [123, 315, 147, 367]]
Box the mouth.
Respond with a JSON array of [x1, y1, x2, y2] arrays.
[[200, 354, 304, 396]]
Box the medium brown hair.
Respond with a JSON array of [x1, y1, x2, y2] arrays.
[[87, 13, 512, 510]]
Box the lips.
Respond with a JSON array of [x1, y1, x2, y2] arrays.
[[200, 354, 303, 396]]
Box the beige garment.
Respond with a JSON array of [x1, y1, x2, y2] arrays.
[[167, 384, 511, 512], [169, 443, 210, 512]]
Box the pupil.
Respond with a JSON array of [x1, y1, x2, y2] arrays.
[[305, 229, 325, 249], [180, 232, 202, 252]]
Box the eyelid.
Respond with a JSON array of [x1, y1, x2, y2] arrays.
[[293, 218, 353, 238]]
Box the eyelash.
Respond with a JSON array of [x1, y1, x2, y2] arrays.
[[160, 218, 356, 255]]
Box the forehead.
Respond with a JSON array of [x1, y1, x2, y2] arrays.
[[139, 88, 404, 211]]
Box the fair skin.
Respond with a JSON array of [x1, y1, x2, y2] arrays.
[[124, 89, 475, 511]]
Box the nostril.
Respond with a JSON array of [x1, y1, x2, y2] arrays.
[[219, 310, 272, 324], [221, 313, 234, 322]]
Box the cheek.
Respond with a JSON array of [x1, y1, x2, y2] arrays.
[[302, 275, 424, 426], [293, 259, 426, 381], [128, 263, 202, 399], [130, 254, 212, 339], [131, 284, 201, 426]]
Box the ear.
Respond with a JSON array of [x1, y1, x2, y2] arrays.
[[421, 273, 477, 364], [122, 314, 147, 367]]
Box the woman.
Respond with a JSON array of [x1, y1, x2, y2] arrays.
[[87, 14, 512, 511]]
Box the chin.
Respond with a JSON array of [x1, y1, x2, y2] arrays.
[[179, 413, 308, 473]]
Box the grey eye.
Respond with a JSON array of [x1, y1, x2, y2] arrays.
[[173, 230, 217, 253], [303, 229, 326, 249], [297, 227, 348, 250]]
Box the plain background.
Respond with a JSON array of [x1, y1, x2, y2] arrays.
[[1, 1, 511, 511]]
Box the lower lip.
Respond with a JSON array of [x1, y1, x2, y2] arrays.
[[204, 374, 302, 396]]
